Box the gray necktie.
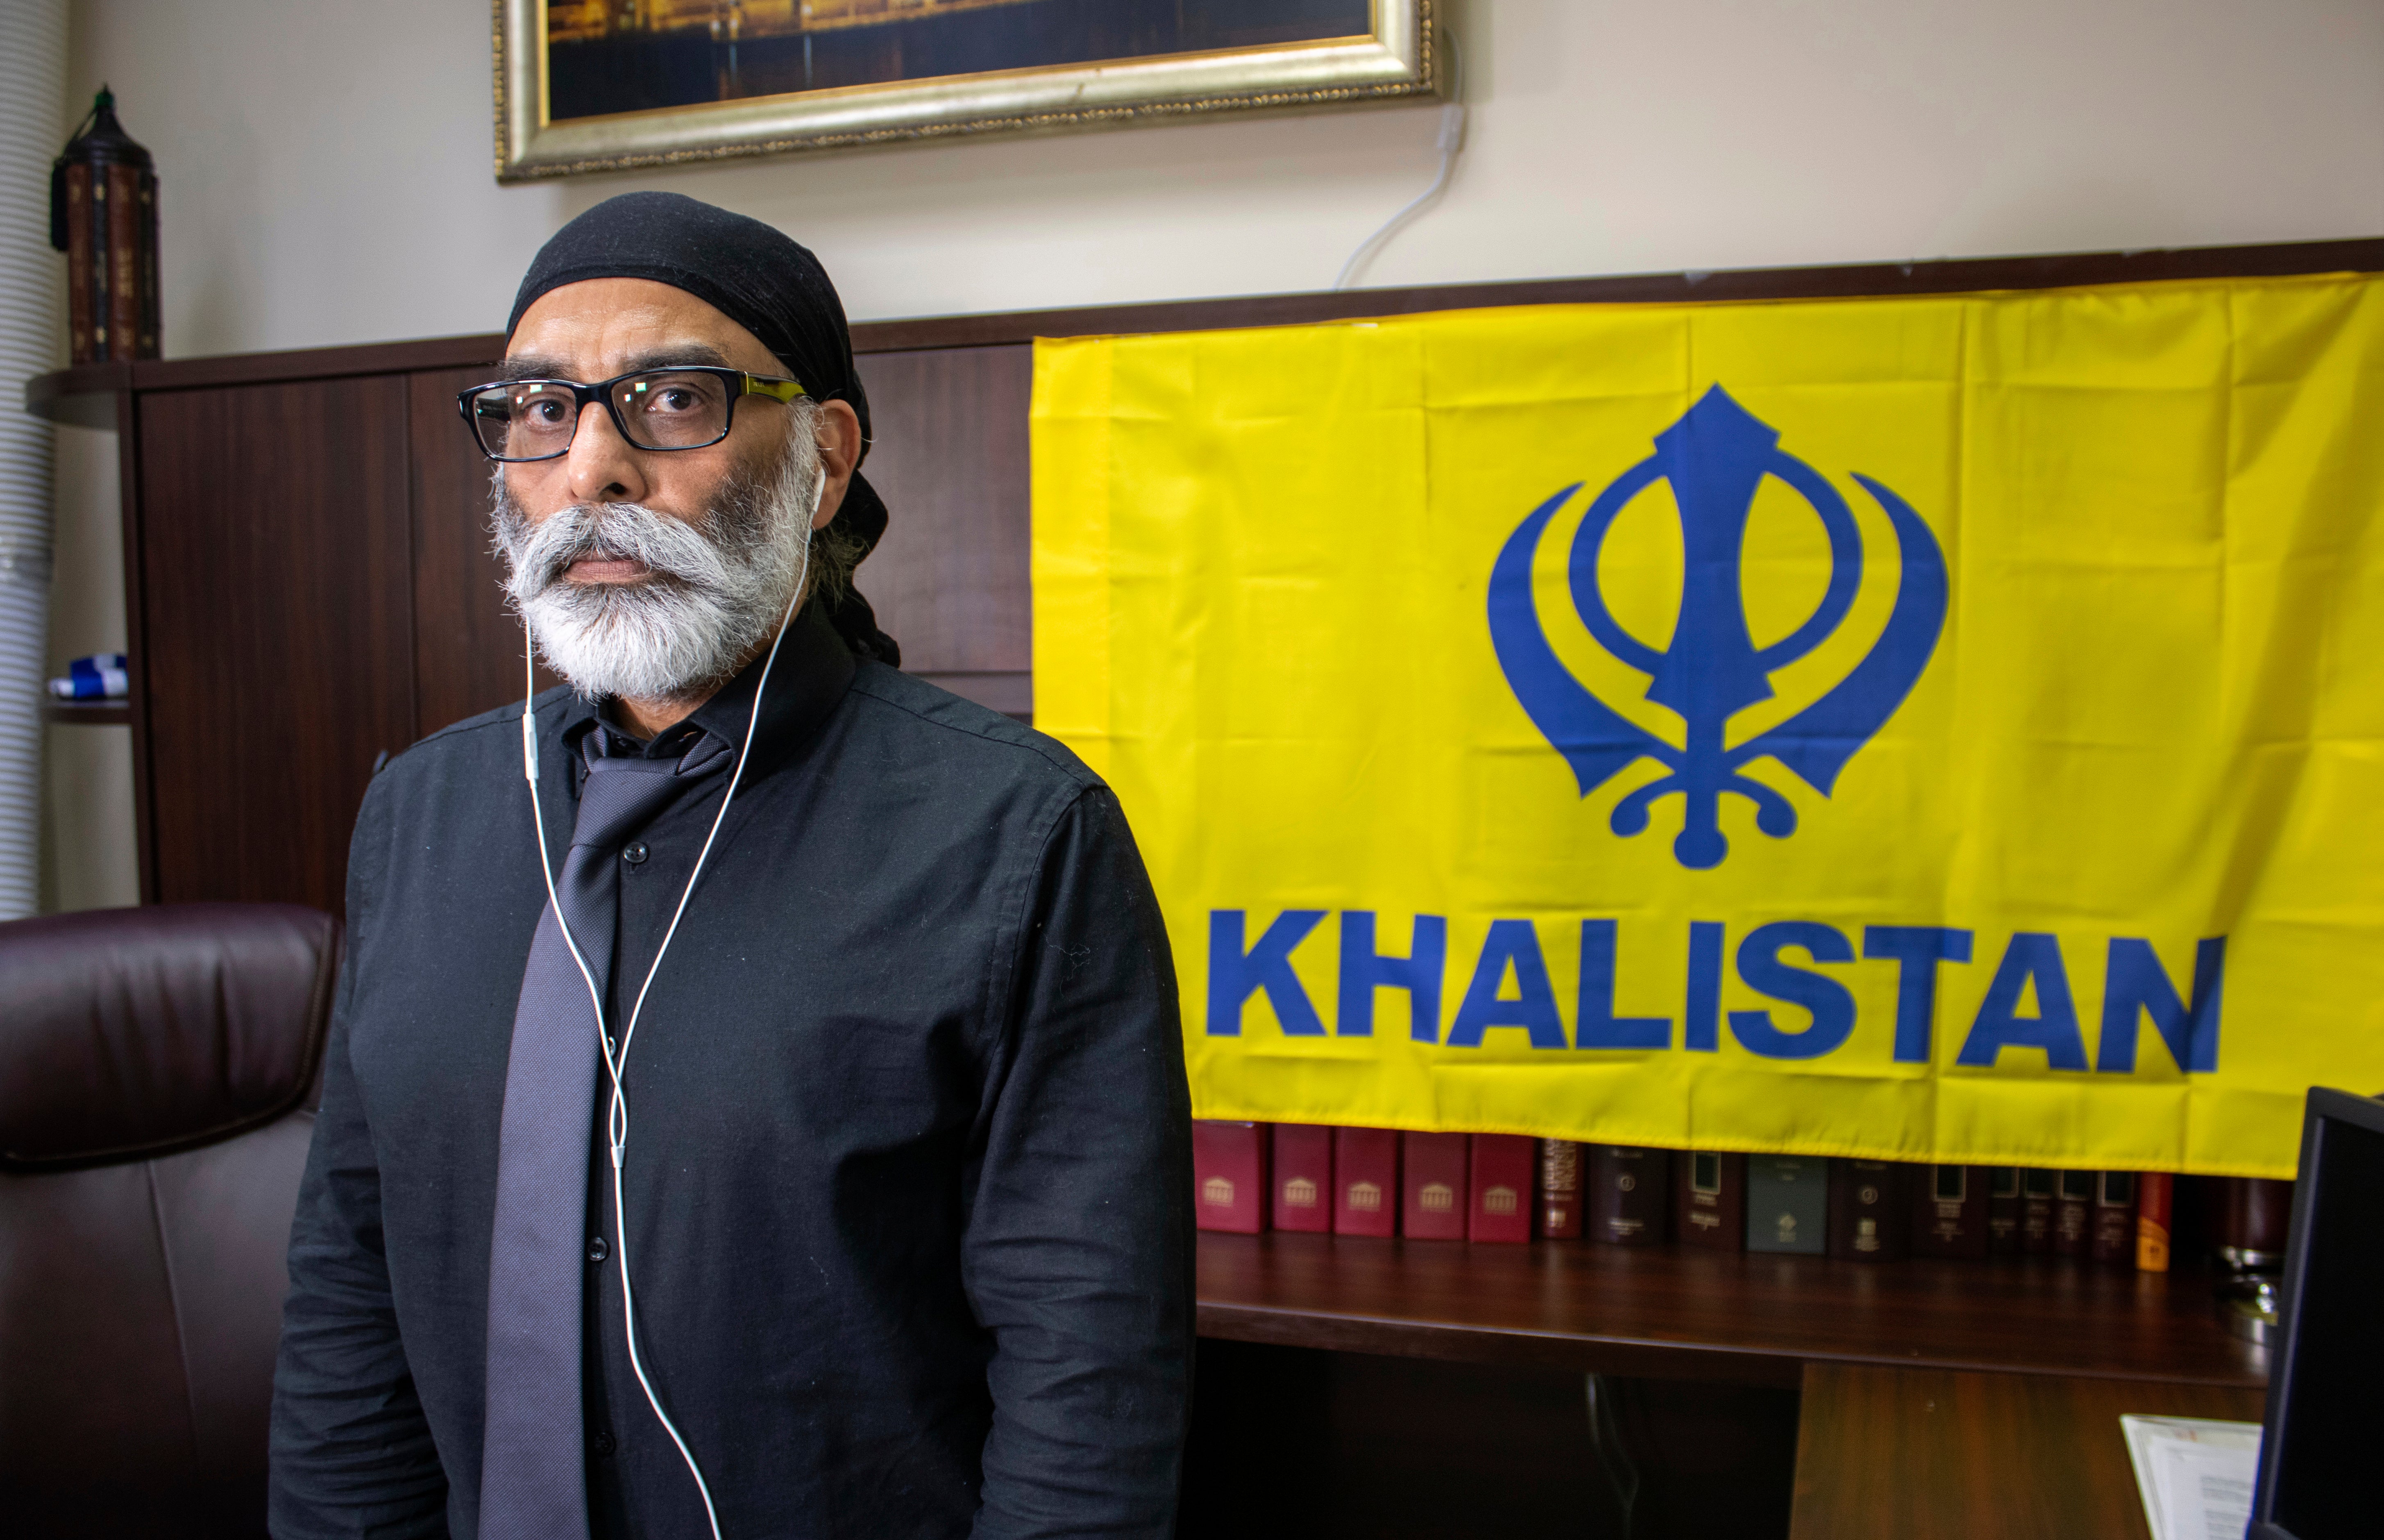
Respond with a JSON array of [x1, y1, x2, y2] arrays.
[[480, 744, 716, 1540]]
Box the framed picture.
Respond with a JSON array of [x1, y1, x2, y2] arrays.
[[494, 1, 1442, 181]]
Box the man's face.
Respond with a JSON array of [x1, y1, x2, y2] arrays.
[[501, 277, 848, 542], [494, 278, 861, 703]]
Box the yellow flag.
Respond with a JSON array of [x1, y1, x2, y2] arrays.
[[1030, 275, 2384, 1178]]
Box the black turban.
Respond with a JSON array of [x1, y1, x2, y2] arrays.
[[507, 191, 899, 665]]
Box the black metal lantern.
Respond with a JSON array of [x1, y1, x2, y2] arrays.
[[49, 86, 159, 365]]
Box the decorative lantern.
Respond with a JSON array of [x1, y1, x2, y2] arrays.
[[48, 86, 159, 365]]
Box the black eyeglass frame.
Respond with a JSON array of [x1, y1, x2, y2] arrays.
[[455, 365, 808, 463]]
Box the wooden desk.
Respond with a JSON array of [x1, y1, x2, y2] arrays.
[[1195, 1230, 2267, 1388], [1788, 1363, 2265, 1540]]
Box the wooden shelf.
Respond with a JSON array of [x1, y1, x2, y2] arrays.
[[1788, 1364, 2264, 1540], [40, 699, 131, 726], [1193, 1231, 2266, 1390]]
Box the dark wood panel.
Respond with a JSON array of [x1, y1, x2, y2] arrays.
[[1184, 1340, 1800, 1540], [138, 377, 416, 914], [851, 345, 1033, 677], [118, 392, 157, 900], [407, 365, 559, 740], [1194, 1232, 2267, 1389], [1787, 1364, 2264, 1540]]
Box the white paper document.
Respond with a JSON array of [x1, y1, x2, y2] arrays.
[[2121, 1415, 2263, 1540]]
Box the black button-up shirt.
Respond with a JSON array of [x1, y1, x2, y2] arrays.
[[268, 602, 1194, 1539]]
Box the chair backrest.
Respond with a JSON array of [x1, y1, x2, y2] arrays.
[[0, 902, 340, 1538]]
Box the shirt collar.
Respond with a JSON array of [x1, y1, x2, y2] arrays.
[[558, 598, 858, 777]]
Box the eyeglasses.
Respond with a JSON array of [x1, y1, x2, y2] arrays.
[[456, 366, 807, 462]]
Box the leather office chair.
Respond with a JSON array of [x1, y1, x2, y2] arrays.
[[0, 903, 340, 1538]]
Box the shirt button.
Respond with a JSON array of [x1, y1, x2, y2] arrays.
[[622, 841, 649, 866], [592, 1428, 617, 1458], [588, 1236, 609, 1263]]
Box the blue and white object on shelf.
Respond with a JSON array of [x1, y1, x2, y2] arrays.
[[47, 653, 129, 701]]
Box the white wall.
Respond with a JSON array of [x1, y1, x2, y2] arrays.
[[61, 0, 2384, 353], [37, 0, 2384, 908]]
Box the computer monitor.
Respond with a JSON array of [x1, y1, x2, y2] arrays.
[[2248, 1086, 2384, 1539]]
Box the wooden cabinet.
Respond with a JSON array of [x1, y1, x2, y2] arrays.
[[30, 335, 1037, 914]]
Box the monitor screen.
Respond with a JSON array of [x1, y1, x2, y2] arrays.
[[2258, 1094, 2384, 1537]]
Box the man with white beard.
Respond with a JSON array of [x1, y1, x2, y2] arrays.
[[268, 193, 1193, 1540]]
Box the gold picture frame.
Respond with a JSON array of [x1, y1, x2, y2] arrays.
[[494, 1, 1441, 183]]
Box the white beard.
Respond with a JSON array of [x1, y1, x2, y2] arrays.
[[492, 417, 819, 704]]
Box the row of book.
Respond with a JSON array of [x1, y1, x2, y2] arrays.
[[1190, 1121, 2257, 1271]]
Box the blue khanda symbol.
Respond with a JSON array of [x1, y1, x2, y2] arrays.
[[1488, 386, 1948, 870]]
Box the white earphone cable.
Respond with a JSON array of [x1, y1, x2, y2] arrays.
[[521, 468, 823, 1540]]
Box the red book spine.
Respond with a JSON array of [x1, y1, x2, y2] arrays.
[[1676, 1150, 1746, 1252], [1191, 1120, 1269, 1234], [1826, 1160, 1912, 1262], [2021, 1168, 2056, 1253], [1912, 1165, 1990, 1259], [1538, 1139, 1583, 1240], [1332, 1127, 1399, 1237], [2052, 1169, 2094, 1257], [2136, 1172, 2174, 1272], [1468, 1134, 1535, 1244], [2089, 1171, 2136, 1266], [1588, 1145, 1671, 1246], [1400, 1131, 1469, 1241], [1270, 1124, 1334, 1233]]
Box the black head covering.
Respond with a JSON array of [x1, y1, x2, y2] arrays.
[[508, 191, 898, 665]]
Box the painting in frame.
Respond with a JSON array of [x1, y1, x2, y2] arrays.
[[494, 0, 1442, 181]]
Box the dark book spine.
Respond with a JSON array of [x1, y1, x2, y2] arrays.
[[2212, 1177, 2295, 1269], [106, 163, 141, 363], [1588, 1145, 1670, 1246], [1676, 1150, 1747, 1253], [1987, 1167, 2022, 1255], [1913, 1164, 1989, 1259], [1269, 1124, 1333, 1234], [2021, 1168, 2056, 1254], [2052, 1169, 2095, 1257], [1746, 1156, 1828, 1254], [1538, 1139, 1583, 1240], [1191, 1121, 1269, 1234], [1827, 1160, 1911, 1261], [2136, 1172, 2173, 1272], [65, 164, 93, 363], [1331, 1127, 1400, 1238], [1468, 1135, 1535, 1243], [2089, 1171, 2136, 1266], [1400, 1131, 1470, 1241]]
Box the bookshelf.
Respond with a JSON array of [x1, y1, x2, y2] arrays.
[[1195, 1229, 2265, 1389]]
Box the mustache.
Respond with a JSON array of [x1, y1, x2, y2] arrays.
[[492, 475, 772, 608]]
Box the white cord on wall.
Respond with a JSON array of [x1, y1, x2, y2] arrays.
[[1332, 26, 1466, 293]]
